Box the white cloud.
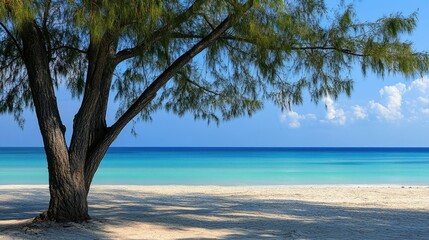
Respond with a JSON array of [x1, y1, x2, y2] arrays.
[[322, 95, 347, 125], [410, 76, 429, 94], [365, 77, 429, 122], [369, 76, 429, 122], [352, 105, 367, 120], [369, 83, 406, 121], [279, 76, 429, 128], [281, 111, 301, 128], [280, 110, 316, 128]]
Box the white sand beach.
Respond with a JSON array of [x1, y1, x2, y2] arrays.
[[0, 185, 428, 239]]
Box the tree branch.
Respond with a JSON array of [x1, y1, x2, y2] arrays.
[[171, 33, 369, 57], [186, 79, 221, 96], [42, 0, 52, 58], [42, 0, 51, 29], [113, 0, 206, 64], [290, 46, 367, 57], [0, 56, 20, 72], [0, 22, 23, 58], [198, 13, 215, 30]]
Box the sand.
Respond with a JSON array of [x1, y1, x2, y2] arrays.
[[0, 185, 428, 239]]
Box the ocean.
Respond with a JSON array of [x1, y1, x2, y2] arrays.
[[1, 147, 428, 185]]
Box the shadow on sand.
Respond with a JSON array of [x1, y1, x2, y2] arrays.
[[0, 187, 428, 239]]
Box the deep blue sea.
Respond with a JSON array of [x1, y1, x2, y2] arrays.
[[1, 147, 429, 185]]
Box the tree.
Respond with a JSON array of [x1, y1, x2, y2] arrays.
[[0, 0, 428, 222]]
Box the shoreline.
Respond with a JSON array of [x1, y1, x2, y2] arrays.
[[0, 183, 429, 189], [1, 185, 428, 239], [1, 184, 429, 187]]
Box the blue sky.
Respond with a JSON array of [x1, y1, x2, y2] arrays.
[[1, 0, 428, 147]]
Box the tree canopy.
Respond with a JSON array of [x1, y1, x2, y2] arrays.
[[1, 0, 427, 127]]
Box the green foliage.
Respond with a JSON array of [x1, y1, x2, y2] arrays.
[[0, 1, 32, 126], [0, 0, 34, 29], [72, 0, 162, 42], [1, 0, 428, 126]]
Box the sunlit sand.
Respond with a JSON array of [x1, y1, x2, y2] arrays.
[[1, 185, 428, 239]]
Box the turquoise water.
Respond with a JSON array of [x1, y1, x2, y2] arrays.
[[1, 147, 429, 185]]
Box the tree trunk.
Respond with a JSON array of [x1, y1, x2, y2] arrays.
[[21, 21, 91, 222], [42, 166, 89, 222], [36, 152, 103, 222]]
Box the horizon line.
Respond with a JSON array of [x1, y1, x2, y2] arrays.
[[1, 146, 429, 148]]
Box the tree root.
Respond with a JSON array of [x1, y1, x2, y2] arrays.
[[33, 211, 52, 222], [33, 211, 91, 223]]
